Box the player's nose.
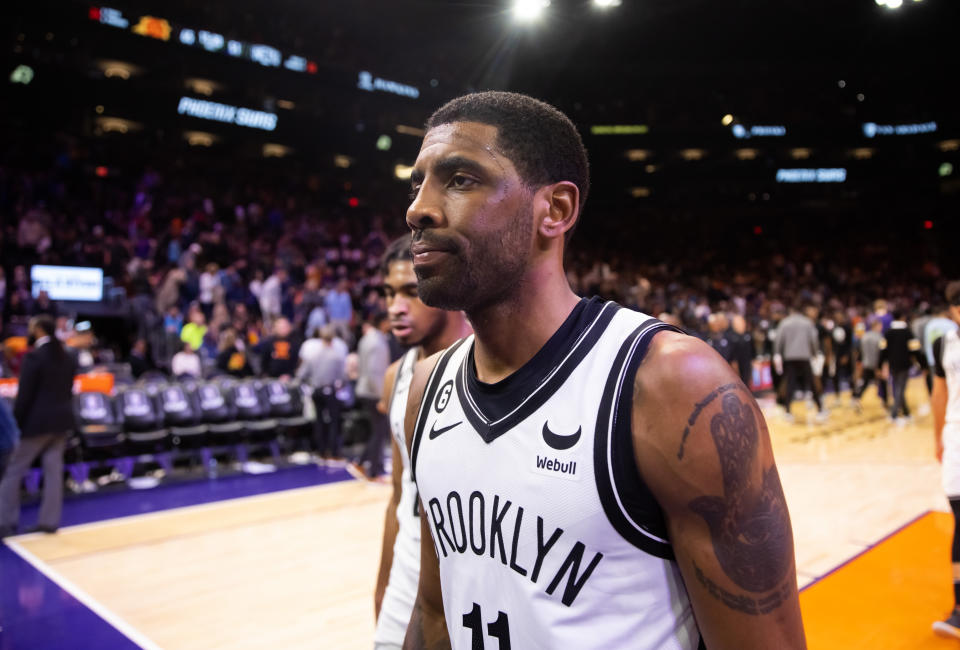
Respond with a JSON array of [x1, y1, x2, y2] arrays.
[[406, 185, 444, 232]]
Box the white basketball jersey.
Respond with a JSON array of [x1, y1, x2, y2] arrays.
[[374, 348, 422, 647], [942, 330, 960, 427], [411, 299, 702, 650]]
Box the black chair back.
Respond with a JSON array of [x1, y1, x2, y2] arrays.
[[159, 383, 203, 427], [117, 387, 164, 431]]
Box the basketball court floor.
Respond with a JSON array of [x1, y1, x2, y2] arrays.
[[1, 378, 956, 649]]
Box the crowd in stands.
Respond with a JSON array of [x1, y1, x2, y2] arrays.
[[0, 141, 952, 421]]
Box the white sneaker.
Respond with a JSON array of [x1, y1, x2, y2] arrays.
[[814, 411, 830, 424]]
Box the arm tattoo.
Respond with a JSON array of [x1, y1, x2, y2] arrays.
[[677, 382, 744, 459], [687, 392, 793, 613]]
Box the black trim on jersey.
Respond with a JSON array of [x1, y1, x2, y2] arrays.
[[594, 319, 682, 560], [456, 298, 619, 444], [934, 336, 947, 379], [410, 338, 468, 483]]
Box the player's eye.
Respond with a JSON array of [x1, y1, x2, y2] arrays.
[[450, 174, 476, 189]]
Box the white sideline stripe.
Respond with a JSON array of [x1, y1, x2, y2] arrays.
[[5, 539, 162, 650], [15, 476, 352, 535]]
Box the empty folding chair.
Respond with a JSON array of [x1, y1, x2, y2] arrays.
[[116, 386, 172, 476], [230, 380, 280, 463], [158, 382, 207, 448], [196, 382, 244, 469], [72, 391, 125, 486]]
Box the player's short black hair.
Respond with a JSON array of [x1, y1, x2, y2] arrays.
[[946, 280, 960, 306], [425, 91, 590, 241], [381, 233, 413, 276]]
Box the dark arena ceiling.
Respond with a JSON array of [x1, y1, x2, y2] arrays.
[[2, 0, 958, 249]]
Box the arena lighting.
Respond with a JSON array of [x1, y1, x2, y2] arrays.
[[95, 116, 140, 134], [850, 147, 875, 160], [593, 0, 622, 7], [333, 155, 353, 169], [721, 114, 734, 126], [592, 125, 649, 135], [876, 0, 921, 8], [99, 60, 139, 80], [630, 187, 651, 198], [132, 15, 172, 40], [735, 148, 759, 161], [263, 144, 292, 158], [776, 168, 847, 183], [9, 64, 34, 85], [92, 7, 324, 84], [31, 266, 103, 302], [185, 78, 220, 96], [790, 148, 812, 160], [177, 96, 277, 131], [276, 100, 295, 110], [394, 164, 414, 180], [940, 162, 955, 177], [357, 71, 420, 99], [625, 149, 651, 161], [732, 124, 786, 139], [680, 149, 706, 161], [513, 0, 551, 22], [940, 140, 960, 152], [862, 121, 937, 137], [184, 131, 216, 147]]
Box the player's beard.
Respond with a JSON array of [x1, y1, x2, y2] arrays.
[[415, 201, 532, 313]]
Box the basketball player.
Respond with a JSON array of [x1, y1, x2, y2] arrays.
[[401, 92, 805, 649], [931, 280, 960, 638], [374, 235, 471, 650]]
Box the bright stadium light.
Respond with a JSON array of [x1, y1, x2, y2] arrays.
[[513, 0, 550, 22], [721, 114, 734, 126], [876, 0, 904, 8], [594, 0, 622, 8]]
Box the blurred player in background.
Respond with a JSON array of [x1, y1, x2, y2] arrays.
[[373, 235, 471, 650]]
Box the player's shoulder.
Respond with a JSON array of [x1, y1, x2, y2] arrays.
[[640, 329, 737, 394]]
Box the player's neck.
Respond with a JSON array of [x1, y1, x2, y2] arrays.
[[467, 267, 580, 385], [419, 314, 472, 358]]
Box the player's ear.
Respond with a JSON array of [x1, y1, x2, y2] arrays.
[[536, 181, 579, 242]]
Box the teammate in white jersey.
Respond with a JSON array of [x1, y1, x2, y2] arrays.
[[374, 235, 471, 650], [932, 280, 960, 638], [401, 91, 805, 649]]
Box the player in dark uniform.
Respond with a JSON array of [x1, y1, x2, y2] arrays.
[[400, 92, 804, 649]]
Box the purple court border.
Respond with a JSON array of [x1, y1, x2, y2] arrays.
[[1, 465, 353, 649], [799, 509, 934, 593]]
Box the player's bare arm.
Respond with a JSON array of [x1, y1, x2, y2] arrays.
[[402, 354, 451, 650], [633, 331, 806, 649], [934, 375, 948, 462], [374, 361, 401, 617]]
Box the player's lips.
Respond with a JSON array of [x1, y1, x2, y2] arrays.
[[411, 241, 454, 266], [391, 322, 413, 337]]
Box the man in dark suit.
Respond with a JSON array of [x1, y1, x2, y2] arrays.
[[0, 315, 77, 537]]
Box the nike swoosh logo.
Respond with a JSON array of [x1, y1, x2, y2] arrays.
[[429, 420, 462, 440], [542, 421, 582, 450]]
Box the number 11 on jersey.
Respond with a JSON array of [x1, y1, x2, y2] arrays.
[[462, 603, 511, 649]]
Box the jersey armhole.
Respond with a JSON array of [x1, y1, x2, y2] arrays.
[[410, 338, 468, 483], [935, 336, 947, 379], [594, 319, 679, 560]]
